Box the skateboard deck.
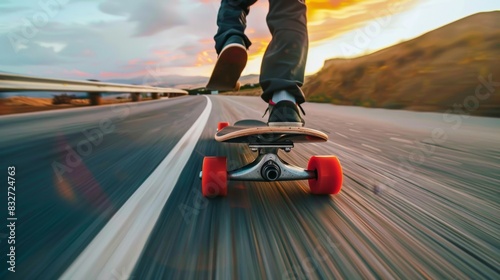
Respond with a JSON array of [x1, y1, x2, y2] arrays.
[[206, 44, 247, 91], [215, 119, 328, 144]]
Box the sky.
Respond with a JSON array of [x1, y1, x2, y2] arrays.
[[0, 0, 498, 81]]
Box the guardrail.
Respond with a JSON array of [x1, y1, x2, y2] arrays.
[[0, 73, 188, 105]]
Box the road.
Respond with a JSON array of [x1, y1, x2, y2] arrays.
[[0, 95, 499, 279]]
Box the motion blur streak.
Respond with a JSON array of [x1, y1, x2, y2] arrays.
[[61, 97, 212, 280], [0, 96, 498, 279]]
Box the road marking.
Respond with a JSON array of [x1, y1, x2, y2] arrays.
[[61, 96, 212, 280], [390, 137, 413, 144], [386, 133, 400, 136], [335, 132, 348, 139], [362, 143, 381, 152], [349, 129, 360, 133], [431, 156, 462, 166]]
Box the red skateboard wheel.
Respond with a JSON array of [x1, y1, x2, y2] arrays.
[[202, 157, 227, 197], [217, 122, 230, 131], [307, 156, 343, 195]]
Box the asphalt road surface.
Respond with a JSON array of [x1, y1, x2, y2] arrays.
[[0, 95, 498, 279]]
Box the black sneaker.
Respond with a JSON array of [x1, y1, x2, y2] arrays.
[[266, 100, 305, 127], [206, 36, 247, 91]]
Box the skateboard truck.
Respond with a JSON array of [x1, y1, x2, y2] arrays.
[[222, 146, 315, 182], [198, 147, 304, 182], [200, 146, 315, 182]]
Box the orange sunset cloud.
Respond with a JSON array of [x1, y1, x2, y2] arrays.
[[307, 0, 417, 43], [101, 0, 422, 79], [207, 0, 418, 69]]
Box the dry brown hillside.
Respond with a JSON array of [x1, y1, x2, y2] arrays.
[[303, 11, 500, 117]]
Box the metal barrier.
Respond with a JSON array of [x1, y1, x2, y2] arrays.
[[0, 73, 188, 104]]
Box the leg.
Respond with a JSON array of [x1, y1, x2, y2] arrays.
[[208, 0, 257, 90], [260, 0, 308, 104], [214, 0, 257, 54]]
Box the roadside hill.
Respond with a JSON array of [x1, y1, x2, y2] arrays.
[[303, 11, 500, 117]]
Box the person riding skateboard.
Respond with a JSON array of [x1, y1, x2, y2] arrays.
[[210, 0, 308, 127]]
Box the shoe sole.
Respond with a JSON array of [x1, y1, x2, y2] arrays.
[[206, 44, 247, 91]]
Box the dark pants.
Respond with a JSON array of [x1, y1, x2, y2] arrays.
[[214, 0, 308, 104]]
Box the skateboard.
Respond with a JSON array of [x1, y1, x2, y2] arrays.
[[206, 44, 247, 91], [200, 119, 343, 197]]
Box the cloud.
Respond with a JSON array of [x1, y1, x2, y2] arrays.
[[0, 42, 64, 65], [1, 20, 130, 74], [0, 0, 423, 80], [62, 68, 92, 77], [0, 7, 216, 80], [0, 6, 29, 13], [233, 0, 419, 64], [300, 0, 419, 44], [98, 0, 190, 36]]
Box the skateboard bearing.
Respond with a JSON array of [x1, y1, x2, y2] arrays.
[[261, 160, 281, 181]]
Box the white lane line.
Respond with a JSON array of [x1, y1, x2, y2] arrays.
[[335, 132, 349, 139], [431, 156, 462, 166], [61, 96, 212, 280], [362, 143, 382, 152], [390, 137, 413, 144], [349, 128, 360, 133]]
